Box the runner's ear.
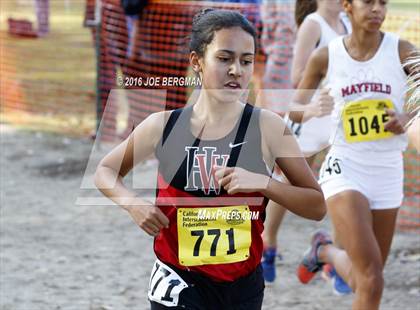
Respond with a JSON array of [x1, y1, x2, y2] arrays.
[[190, 51, 202, 74], [342, 0, 352, 16]]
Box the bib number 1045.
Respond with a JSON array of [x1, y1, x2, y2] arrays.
[[342, 99, 395, 143], [347, 114, 390, 136]]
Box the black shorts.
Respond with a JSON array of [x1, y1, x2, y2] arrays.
[[149, 263, 265, 310]]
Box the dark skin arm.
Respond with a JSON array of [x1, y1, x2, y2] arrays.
[[384, 39, 419, 133], [400, 39, 418, 75], [288, 47, 332, 123]]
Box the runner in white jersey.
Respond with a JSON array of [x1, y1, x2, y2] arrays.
[[291, 1, 353, 295], [289, 1, 418, 309], [261, 0, 351, 285], [291, 9, 351, 155]]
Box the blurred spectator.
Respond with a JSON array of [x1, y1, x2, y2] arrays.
[[260, 0, 295, 90], [35, 0, 49, 36], [121, 0, 148, 58]]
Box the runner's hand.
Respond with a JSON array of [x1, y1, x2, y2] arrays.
[[124, 202, 169, 237], [308, 88, 334, 118], [214, 166, 270, 195], [384, 109, 408, 135]]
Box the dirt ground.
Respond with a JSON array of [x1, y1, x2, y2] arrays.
[[1, 124, 420, 310]]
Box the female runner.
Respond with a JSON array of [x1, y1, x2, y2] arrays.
[[262, 0, 351, 286], [291, 0, 417, 309], [95, 9, 326, 309]]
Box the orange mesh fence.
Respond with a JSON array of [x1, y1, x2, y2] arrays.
[[84, 0, 97, 27], [1, 0, 96, 135], [399, 149, 420, 232], [97, 0, 267, 141]]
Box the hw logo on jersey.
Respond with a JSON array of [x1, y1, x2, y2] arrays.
[[184, 147, 230, 195]]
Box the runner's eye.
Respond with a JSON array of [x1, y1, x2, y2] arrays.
[[218, 57, 230, 62]]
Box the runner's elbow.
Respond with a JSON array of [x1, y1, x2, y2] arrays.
[[306, 191, 327, 221], [291, 75, 300, 89], [93, 166, 104, 190], [313, 207, 326, 221], [93, 163, 113, 191], [288, 111, 303, 124], [312, 199, 327, 221]]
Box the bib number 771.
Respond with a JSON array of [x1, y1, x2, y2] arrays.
[[177, 206, 252, 266], [148, 260, 188, 307], [191, 228, 237, 257]]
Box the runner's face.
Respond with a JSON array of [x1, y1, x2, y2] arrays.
[[345, 0, 387, 31], [198, 27, 255, 103]]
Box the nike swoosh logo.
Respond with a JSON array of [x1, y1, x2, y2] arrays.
[[229, 141, 247, 148]]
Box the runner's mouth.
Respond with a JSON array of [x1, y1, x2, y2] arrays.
[[224, 81, 241, 89]]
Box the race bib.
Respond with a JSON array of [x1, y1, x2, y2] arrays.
[[148, 259, 188, 307], [177, 206, 252, 266], [319, 154, 343, 181], [342, 99, 395, 143]]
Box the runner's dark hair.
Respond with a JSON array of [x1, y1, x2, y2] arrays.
[[189, 8, 258, 56]]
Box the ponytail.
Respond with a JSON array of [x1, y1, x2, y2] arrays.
[[295, 0, 317, 28]]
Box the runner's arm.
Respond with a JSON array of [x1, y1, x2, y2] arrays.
[[291, 19, 321, 88], [384, 40, 420, 134], [289, 47, 329, 123], [94, 111, 170, 236], [261, 110, 326, 221], [214, 110, 326, 221], [399, 39, 418, 76]]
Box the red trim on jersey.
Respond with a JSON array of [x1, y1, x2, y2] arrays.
[[154, 173, 266, 282]]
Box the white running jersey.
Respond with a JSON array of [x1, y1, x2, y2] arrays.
[[305, 12, 352, 49], [294, 12, 351, 155], [326, 32, 408, 153]]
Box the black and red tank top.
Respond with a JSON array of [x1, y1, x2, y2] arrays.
[[154, 103, 269, 282]]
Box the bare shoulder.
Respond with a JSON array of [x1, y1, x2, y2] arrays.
[[398, 38, 417, 61], [259, 109, 289, 144], [135, 110, 170, 131], [259, 108, 286, 164], [131, 110, 172, 147], [298, 18, 321, 38], [259, 108, 287, 131], [148, 110, 172, 128], [259, 108, 301, 160], [398, 38, 419, 74], [296, 46, 329, 88]]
